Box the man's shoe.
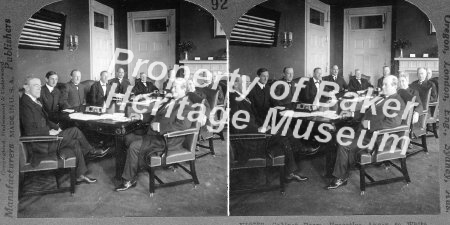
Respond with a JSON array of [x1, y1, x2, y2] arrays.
[[88, 147, 111, 159], [285, 173, 308, 182], [76, 175, 97, 184], [115, 180, 137, 192], [326, 178, 347, 190]]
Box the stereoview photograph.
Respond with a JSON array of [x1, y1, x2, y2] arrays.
[[16, 0, 227, 217], [229, 0, 439, 216]]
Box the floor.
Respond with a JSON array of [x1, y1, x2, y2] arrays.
[[18, 135, 228, 218], [230, 135, 440, 216]]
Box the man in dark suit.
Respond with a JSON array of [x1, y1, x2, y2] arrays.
[[20, 77, 109, 184], [109, 67, 131, 94], [397, 72, 422, 125], [132, 72, 158, 96], [322, 65, 348, 98], [274, 67, 297, 109], [303, 67, 328, 104], [89, 71, 111, 107], [230, 76, 308, 182], [348, 69, 373, 92], [40, 71, 69, 123], [409, 67, 438, 103], [64, 69, 86, 110], [377, 66, 391, 89], [326, 75, 406, 189], [247, 68, 276, 126], [115, 78, 197, 191]]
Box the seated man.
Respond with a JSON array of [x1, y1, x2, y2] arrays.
[[426, 67, 439, 96], [132, 72, 158, 96], [89, 70, 111, 107], [64, 69, 86, 110], [377, 66, 391, 89], [230, 75, 308, 182], [115, 78, 197, 191], [20, 77, 109, 184], [109, 67, 131, 94], [409, 67, 438, 103], [40, 71, 69, 123], [322, 65, 348, 98], [274, 67, 297, 109], [348, 69, 373, 92], [303, 67, 330, 104], [326, 75, 406, 189], [397, 72, 422, 125]]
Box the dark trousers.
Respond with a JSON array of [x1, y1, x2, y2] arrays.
[[269, 134, 297, 174], [332, 133, 376, 179], [57, 127, 94, 176], [121, 133, 159, 181]]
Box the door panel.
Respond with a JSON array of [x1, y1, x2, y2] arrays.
[[344, 6, 392, 85], [305, 0, 330, 78], [128, 10, 175, 89], [90, 0, 114, 80]]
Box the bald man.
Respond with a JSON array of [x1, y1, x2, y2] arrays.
[[409, 67, 437, 103], [109, 67, 131, 94]]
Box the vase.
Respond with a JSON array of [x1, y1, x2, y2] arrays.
[[183, 51, 188, 60], [400, 48, 403, 58]]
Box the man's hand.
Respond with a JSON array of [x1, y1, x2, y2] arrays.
[[412, 112, 419, 124], [258, 125, 271, 133], [362, 120, 369, 129], [49, 129, 60, 136], [129, 113, 142, 121], [151, 122, 160, 132]]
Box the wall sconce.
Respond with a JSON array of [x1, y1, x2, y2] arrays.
[[280, 31, 293, 48], [68, 34, 78, 51]]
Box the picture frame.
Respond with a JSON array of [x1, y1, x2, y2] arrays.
[[430, 21, 436, 34], [214, 18, 226, 37]]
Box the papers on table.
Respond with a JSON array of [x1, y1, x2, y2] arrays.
[[69, 112, 130, 122], [279, 110, 340, 120], [62, 109, 75, 113]]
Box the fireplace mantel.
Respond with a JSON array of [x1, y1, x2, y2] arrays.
[[394, 57, 438, 80]]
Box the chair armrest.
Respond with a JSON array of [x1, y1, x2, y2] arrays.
[[373, 125, 409, 135], [230, 133, 272, 141], [428, 102, 438, 107], [19, 136, 63, 143], [163, 128, 199, 138]]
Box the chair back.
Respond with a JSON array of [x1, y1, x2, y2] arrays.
[[182, 100, 203, 153], [418, 89, 432, 130]]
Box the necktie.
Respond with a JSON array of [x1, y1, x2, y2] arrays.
[[75, 85, 78, 90], [287, 82, 291, 87], [35, 98, 43, 107]]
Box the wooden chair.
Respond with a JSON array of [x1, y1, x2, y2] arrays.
[[230, 134, 285, 195], [408, 89, 432, 157], [356, 97, 414, 195], [19, 135, 77, 197], [196, 87, 221, 158], [144, 109, 202, 196], [426, 98, 439, 138]]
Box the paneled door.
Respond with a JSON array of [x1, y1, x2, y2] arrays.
[[305, 0, 330, 78], [90, 0, 114, 80], [343, 6, 392, 84], [128, 10, 175, 89]]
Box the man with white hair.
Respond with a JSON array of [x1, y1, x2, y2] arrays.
[[377, 66, 391, 89], [409, 67, 437, 103], [115, 78, 196, 191], [327, 75, 406, 190], [348, 69, 373, 92], [20, 77, 109, 184]]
